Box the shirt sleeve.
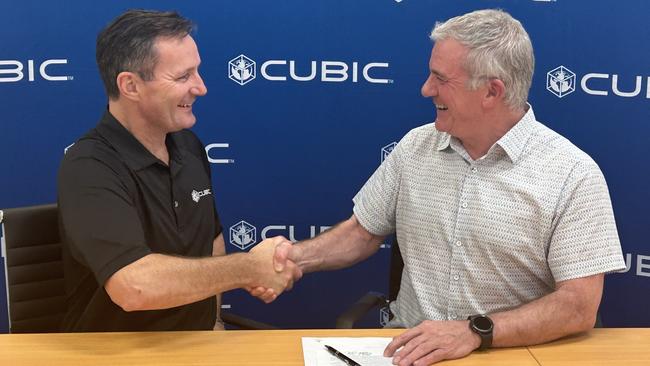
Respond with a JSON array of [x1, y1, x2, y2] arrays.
[[58, 153, 151, 285], [352, 134, 411, 237], [547, 160, 626, 282]]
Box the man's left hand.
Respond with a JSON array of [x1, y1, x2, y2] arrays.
[[384, 320, 481, 366]]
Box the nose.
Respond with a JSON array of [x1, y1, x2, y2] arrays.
[[192, 72, 208, 96], [421, 75, 438, 98]]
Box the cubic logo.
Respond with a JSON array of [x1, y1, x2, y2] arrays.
[[228, 54, 256, 85], [617, 253, 650, 278], [260, 224, 331, 242], [379, 307, 390, 327], [261, 60, 390, 84], [191, 189, 211, 203], [546, 66, 575, 98], [0, 59, 72, 83], [205, 143, 234, 164], [228, 220, 333, 250], [228, 54, 392, 85], [547, 65, 650, 99], [229, 220, 257, 250], [581, 73, 650, 98], [381, 142, 397, 163]]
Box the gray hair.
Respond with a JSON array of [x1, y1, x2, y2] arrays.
[[430, 9, 534, 110]]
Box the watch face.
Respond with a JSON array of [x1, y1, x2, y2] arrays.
[[474, 316, 493, 332]]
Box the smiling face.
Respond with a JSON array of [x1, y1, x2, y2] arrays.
[[421, 38, 487, 140], [136, 35, 207, 134]]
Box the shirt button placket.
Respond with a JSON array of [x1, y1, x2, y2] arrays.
[[449, 163, 473, 322]]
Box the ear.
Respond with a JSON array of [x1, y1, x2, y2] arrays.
[[482, 78, 506, 109], [115, 71, 142, 102]]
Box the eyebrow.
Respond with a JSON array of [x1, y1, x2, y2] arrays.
[[430, 68, 449, 81], [174, 64, 199, 77]]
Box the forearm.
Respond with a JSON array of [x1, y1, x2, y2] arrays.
[[105, 252, 257, 311], [490, 274, 603, 347], [293, 214, 384, 273]]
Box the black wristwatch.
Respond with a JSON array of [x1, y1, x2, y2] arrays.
[[468, 314, 493, 350]]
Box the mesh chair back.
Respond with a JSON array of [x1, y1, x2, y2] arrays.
[[0, 204, 65, 333]]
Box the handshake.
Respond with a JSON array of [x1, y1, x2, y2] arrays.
[[244, 236, 302, 303]]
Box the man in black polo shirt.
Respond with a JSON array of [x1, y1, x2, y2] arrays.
[[57, 9, 299, 332]]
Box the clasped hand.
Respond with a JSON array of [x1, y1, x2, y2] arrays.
[[247, 241, 482, 365], [247, 236, 302, 303]]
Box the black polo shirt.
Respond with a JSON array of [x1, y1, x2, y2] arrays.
[[58, 110, 222, 332]]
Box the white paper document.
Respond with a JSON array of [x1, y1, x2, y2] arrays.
[[302, 337, 394, 366]]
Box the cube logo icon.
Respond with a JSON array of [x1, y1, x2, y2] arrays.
[[381, 142, 397, 163], [379, 307, 390, 327], [229, 220, 257, 250], [229, 54, 256, 85], [547, 66, 576, 98]]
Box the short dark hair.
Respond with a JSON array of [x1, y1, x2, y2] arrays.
[[96, 9, 194, 99]]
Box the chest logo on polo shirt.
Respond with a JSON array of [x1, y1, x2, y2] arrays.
[[191, 188, 212, 203]]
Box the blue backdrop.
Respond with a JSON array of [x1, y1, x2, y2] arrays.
[[1, 0, 648, 332]]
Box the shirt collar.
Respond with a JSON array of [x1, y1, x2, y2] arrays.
[[95, 109, 184, 171], [435, 132, 452, 151], [494, 104, 537, 164], [433, 104, 537, 164]]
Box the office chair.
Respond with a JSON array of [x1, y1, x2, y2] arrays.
[[335, 236, 403, 328], [1, 204, 65, 333], [0, 203, 273, 332], [335, 236, 604, 329]]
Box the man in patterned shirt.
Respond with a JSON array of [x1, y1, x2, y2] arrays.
[[255, 9, 625, 366]]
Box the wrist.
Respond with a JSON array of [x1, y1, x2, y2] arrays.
[[240, 252, 261, 288], [467, 322, 483, 350], [468, 314, 494, 350], [291, 243, 310, 273]]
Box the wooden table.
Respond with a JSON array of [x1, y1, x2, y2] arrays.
[[1, 328, 647, 365], [0, 328, 536, 365], [527, 328, 650, 366]]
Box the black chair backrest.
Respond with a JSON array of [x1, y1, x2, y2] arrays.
[[0, 203, 65, 333], [388, 236, 404, 302]]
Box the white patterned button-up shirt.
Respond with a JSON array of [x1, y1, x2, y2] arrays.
[[352, 106, 625, 328]]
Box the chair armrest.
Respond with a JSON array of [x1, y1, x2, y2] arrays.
[[221, 312, 278, 330], [335, 291, 388, 329]]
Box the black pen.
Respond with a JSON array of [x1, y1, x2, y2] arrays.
[[324, 345, 361, 366]]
